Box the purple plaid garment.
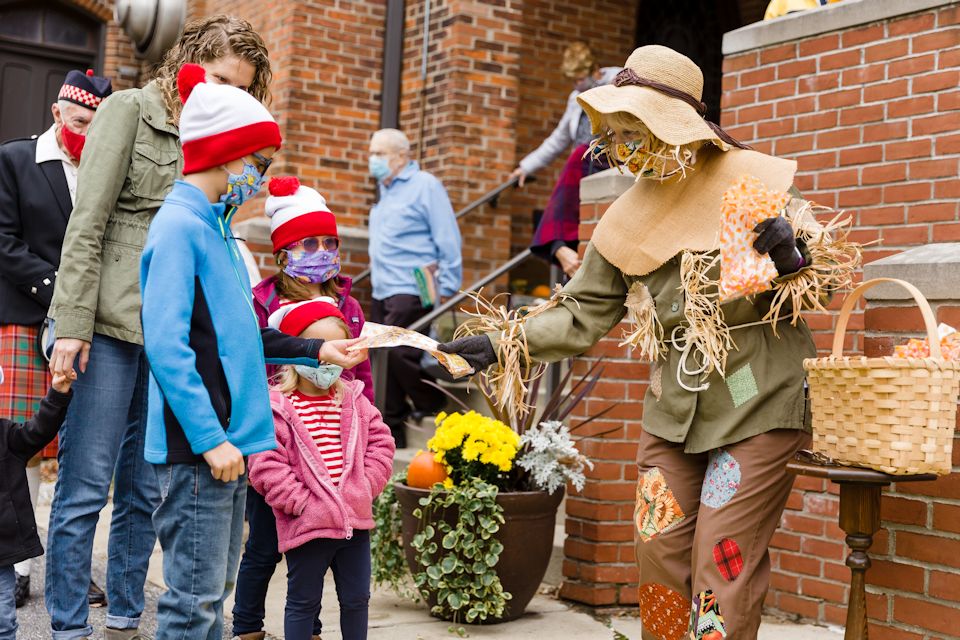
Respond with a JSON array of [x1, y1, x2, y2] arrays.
[[530, 143, 608, 262]]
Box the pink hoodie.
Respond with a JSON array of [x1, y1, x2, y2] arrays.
[[248, 379, 395, 552]]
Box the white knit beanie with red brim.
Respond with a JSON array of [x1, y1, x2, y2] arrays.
[[265, 176, 338, 252], [176, 63, 282, 175]]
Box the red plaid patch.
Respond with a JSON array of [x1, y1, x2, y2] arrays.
[[58, 84, 103, 109], [0, 324, 56, 457], [712, 537, 743, 582]]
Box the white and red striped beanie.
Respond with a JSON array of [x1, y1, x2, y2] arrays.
[[265, 176, 339, 253], [268, 297, 346, 336], [176, 64, 282, 175]]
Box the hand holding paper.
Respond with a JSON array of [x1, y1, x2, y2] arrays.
[[348, 322, 474, 379]]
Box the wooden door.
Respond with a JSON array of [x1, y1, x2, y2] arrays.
[[0, 1, 101, 141]]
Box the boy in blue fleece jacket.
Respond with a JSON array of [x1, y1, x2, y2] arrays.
[[139, 64, 366, 640]]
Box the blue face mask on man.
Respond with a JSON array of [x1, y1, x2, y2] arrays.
[[368, 155, 391, 182], [221, 160, 266, 207]]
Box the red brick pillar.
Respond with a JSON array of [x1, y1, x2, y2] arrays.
[[560, 170, 644, 607], [398, 0, 523, 286]]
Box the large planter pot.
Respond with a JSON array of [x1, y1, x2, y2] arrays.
[[394, 482, 564, 623]]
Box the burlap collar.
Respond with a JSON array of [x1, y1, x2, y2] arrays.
[[590, 147, 797, 276]]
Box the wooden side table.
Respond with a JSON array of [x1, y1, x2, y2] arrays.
[[786, 452, 937, 640]]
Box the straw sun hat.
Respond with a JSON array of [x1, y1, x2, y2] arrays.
[[577, 45, 746, 150]]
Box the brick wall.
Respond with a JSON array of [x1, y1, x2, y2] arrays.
[[74, 0, 144, 90], [560, 196, 646, 607], [720, 3, 960, 631], [396, 0, 522, 290]]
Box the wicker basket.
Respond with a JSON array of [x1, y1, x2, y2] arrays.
[[804, 278, 960, 476]]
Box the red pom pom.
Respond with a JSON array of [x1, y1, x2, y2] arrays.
[[269, 176, 301, 197], [86, 69, 94, 76], [176, 64, 207, 104]]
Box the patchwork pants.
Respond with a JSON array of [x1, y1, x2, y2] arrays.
[[634, 428, 810, 640]]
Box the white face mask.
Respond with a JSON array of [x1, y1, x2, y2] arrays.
[[295, 363, 343, 389]]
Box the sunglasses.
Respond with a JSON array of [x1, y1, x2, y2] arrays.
[[286, 236, 340, 258]]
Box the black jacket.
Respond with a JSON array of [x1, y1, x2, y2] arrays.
[[0, 387, 70, 566], [0, 136, 73, 325]]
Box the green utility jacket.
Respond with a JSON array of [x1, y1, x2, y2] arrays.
[[50, 81, 182, 345], [515, 242, 815, 454]]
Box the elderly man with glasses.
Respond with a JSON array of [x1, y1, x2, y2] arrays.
[[367, 128, 462, 448]]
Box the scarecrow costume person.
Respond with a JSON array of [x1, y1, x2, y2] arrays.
[[441, 45, 858, 640]]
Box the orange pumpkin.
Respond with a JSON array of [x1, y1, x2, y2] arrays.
[[530, 284, 553, 299], [406, 450, 449, 489]]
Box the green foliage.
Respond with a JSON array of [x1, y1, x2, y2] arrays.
[[411, 481, 511, 626], [371, 473, 417, 600]]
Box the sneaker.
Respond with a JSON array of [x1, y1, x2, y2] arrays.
[[88, 580, 107, 608], [13, 574, 29, 608], [104, 628, 152, 640], [232, 634, 266, 640]]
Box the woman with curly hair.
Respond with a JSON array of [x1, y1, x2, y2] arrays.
[[45, 16, 271, 640]]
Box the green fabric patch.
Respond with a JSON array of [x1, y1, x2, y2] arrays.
[[726, 363, 759, 408]]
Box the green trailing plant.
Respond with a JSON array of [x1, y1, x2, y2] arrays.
[[411, 481, 510, 626], [371, 472, 417, 600]]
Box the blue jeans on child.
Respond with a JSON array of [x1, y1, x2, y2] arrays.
[[45, 334, 159, 639], [233, 488, 323, 636], [152, 463, 246, 640], [0, 565, 16, 640], [284, 530, 371, 640]]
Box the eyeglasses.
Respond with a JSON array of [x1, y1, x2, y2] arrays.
[[251, 152, 273, 176], [286, 236, 340, 259]]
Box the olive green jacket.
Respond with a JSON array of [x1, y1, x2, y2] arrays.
[[50, 81, 182, 345], [514, 242, 815, 454]]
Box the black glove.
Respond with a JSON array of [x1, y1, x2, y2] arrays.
[[753, 217, 803, 276], [438, 335, 497, 372]]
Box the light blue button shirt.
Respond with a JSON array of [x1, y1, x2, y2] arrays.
[[368, 161, 463, 301]]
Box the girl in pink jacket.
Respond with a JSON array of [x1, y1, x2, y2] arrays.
[[249, 298, 395, 640]]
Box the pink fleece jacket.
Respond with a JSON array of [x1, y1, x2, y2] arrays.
[[248, 379, 395, 551]]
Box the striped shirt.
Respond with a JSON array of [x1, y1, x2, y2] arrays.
[[288, 389, 344, 485]]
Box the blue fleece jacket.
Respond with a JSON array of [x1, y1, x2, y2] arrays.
[[141, 181, 320, 464]]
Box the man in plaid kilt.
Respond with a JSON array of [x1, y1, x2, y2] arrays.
[[0, 68, 112, 609]]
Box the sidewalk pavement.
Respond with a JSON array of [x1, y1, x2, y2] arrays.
[[19, 481, 843, 639]]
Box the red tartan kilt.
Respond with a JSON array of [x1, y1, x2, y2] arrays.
[[0, 324, 57, 457]]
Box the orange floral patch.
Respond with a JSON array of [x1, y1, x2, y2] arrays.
[[719, 174, 791, 303], [635, 467, 685, 543], [638, 582, 689, 640]]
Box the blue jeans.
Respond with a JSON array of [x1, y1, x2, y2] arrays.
[[233, 488, 322, 636], [45, 334, 159, 638], [284, 531, 371, 640], [0, 565, 16, 640], [153, 463, 246, 640]]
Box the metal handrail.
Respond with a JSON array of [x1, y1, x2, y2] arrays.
[[350, 174, 532, 286], [370, 248, 535, 412], [407, 248, 532, 333]]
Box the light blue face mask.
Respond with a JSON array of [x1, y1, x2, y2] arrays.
[[295, 363, 343, 389], [368, 155, 391, 181], [220, 160, 266, 207]]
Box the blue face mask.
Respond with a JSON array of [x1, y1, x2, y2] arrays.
[[220, 161, 266, 207], [295, 363, 343, 389], [368, 155, 391, 181]]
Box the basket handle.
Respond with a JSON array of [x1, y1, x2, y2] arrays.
[[832, 277, 941, 359]]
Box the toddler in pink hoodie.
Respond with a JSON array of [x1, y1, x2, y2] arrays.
[[249, 298, 395, 640]]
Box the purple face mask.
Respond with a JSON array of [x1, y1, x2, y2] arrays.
[[283, 249, 341, 283]]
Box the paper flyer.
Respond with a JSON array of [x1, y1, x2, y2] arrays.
[[349, 322, 474, 379]]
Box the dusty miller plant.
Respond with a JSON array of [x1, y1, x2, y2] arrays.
[[517, 420, 594, 494]]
